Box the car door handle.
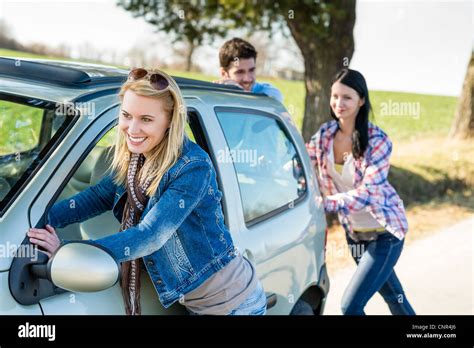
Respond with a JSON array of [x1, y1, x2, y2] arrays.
[[266, 293, 277, 309]]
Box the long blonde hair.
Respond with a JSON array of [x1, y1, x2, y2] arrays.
[[111, 69, 187, 196]]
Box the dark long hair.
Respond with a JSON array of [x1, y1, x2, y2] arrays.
[[330, 69, 371, 159]]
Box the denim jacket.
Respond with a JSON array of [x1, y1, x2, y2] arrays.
[[47, 137, 237, 308]]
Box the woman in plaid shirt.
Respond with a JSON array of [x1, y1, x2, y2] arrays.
[[306, 69, 415, 315]]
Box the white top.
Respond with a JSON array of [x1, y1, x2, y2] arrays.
[[327, 137, 383, 230]]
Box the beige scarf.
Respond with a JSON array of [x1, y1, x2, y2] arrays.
[[120, 153, 152, 315]]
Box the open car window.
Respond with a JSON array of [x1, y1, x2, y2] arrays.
[[0, 95, 74, 215]]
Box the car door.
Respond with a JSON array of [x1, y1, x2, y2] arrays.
[[27, 104, 187, 315], [0, 94, 66, 315], [198, 101, 326, 315]]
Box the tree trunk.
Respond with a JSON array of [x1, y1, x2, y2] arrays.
[[185, 41, 196, 72], [285, 0, 356, 142], [450, 51, 474, 139], [300, 48, 342, 142]]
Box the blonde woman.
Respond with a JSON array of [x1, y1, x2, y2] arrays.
[[28, 68, 267, 316]]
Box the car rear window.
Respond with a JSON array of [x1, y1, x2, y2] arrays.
[[215, 107, 307, 225], [0, 94, 75, 215]]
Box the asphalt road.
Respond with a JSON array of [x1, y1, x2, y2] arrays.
[[324, 217, 473, 315]]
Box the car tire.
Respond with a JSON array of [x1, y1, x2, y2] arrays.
[[290, 299, 314, 315]]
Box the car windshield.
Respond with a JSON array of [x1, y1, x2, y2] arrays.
[[0, 94, 74, 215]]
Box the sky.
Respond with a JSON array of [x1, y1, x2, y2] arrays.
[[351, 0, 473, 96], [0, 0, 472, 96]]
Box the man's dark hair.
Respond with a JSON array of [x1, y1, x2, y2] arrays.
[[219, 38, 258, 70]]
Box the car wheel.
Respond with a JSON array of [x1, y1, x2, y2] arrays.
[[290, 299, 314, 315]]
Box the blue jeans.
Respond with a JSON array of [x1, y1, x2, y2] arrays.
[[187, 282, 267, 316], [342, 231, 416, 315], [228, 282, 267, 315]]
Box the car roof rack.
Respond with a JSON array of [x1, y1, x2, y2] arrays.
[[0, 57, 244, 92]]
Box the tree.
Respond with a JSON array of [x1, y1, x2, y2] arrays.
[[450, 51, 474, 139], [171, 40, 197, 71], [0, 19, 24, 51], [118, 0, 228, 72], [118, 0, 356, 139]]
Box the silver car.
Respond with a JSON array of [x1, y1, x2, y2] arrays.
[[0, 57, 329, 315]]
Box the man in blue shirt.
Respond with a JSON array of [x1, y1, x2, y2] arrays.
[[215, 38, 283, 103]]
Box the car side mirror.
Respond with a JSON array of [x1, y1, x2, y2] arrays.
[[10, 241, 121, 305], [33, 242, 121, 292], [47, 242, 120, 292]]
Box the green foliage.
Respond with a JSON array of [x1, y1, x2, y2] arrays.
[[117, 0, 354, 46], [0, 101, 42, 155], [118, 0, 228, 46]]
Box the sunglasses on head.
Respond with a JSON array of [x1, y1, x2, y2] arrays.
[[127, 68, 170, 91]]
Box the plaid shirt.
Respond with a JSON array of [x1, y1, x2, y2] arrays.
[[306, 120, 408, 240]]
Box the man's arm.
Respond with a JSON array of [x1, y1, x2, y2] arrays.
[[252, 82, 283, 103]]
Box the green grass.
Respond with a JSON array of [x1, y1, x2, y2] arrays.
[[370, 91, 458, 142], [136, 72, 459, 145], [0, 48, 61, 60], [0, 100, 42, 155]]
